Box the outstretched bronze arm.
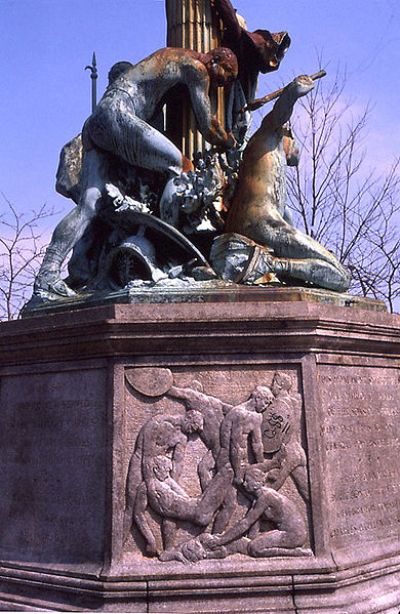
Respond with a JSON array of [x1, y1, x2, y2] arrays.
[[245, 69, 327, 112], [211, 0, 242, 42]]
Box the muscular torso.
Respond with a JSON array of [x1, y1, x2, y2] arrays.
[[259, 488, 301, 532], [225, 116, 287, 242], [137, 416, 187, 484], [101, 49, 206, 121], [218, 406, 262, 474], [192, 398, 226, 457], [233, 408, 262, 440], [147, 477, 194, 518]]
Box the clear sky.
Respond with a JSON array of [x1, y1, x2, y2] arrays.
[[1, 0, 399, 221]]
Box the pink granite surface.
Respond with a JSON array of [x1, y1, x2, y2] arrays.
[[0, 298, 399, 612]]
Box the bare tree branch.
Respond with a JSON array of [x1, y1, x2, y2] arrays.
[[0, 195, 57, 320], [286, 66, 400, 313]]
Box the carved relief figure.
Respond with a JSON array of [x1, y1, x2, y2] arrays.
[[125, 370, 310, 563], [264, 371, 309, 501], [134, 454, 233, 556], [168, 381, 233, 488], [210, 385, 275, 534], [216, 385, 274, 482], [124, 409, 204, 553], [212, 75, 351, 292], [202, 465, 308, 558], [35, 47, 238, 298]]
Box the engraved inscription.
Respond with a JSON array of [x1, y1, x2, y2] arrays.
[[0, 369, 107, 563], [318, 365, 400, 548]]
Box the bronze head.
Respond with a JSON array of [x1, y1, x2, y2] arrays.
[[203, 47, 239, 86], [249, 30, 291, 73]]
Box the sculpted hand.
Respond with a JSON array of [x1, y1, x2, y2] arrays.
[[200, 533, 222, 550], [210, 117, 236, 151], [275, 443, 288, 462], [266, 468, 281, 486], [225, 132, 237, 150], [145, 538, 159, 557], [233, 475, 243, 487], [294, 75, 314, 97]]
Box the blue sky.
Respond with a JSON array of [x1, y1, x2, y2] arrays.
[[1, 0, 399, 220]]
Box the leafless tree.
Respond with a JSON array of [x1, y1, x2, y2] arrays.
[[0, 195, 56, 321], [285, 68, 400, 312]]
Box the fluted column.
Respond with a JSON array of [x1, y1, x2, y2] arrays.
[[166, 0, 219, 51], [165, 0, 223, 159]]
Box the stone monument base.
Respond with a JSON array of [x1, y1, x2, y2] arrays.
[[0, 289, 399, 613]]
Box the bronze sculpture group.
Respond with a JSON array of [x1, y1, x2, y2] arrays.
[[31, 0, 350, 305]]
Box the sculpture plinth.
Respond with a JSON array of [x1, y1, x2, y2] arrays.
[[1, 295, 399, 613]]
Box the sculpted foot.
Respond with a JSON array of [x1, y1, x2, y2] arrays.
[[159, 548, 186, 563], [145, 541, 160, 558], [35, 273, 76, 298]]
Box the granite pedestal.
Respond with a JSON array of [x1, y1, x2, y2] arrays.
[[0, 289, 399, 613]]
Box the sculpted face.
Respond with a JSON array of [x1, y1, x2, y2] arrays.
[[153, 456, 172, 481], [205, 48, 238, 86], [250, 385, 274, 413], [250, 30, 291, 74], [271, 372, 292, 396], [182, 410, 204, 434], [243, 467, 265, 493]]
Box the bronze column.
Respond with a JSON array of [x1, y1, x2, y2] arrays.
[[165, 0, 223, 159]]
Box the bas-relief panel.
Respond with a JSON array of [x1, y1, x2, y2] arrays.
[[122, 366, 312, 564], [318, 365, 400, 549]]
